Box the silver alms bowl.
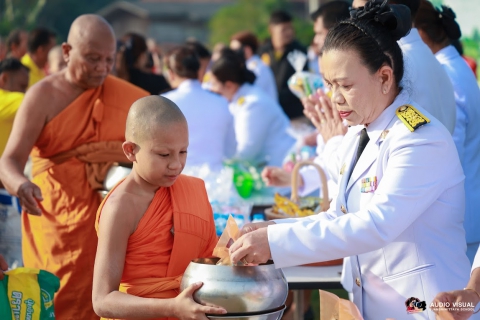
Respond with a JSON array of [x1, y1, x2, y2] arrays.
[[180, 258, 288, 314], [207, 306, 286, 320]]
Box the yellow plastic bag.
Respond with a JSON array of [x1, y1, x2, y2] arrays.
[[0, 267, 60, 319]]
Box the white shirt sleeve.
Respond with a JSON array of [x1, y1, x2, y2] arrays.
[[473, 245, 480, 273], [268, 133, 461, 268]]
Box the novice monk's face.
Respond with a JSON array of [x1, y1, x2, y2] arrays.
[[134, 121, 189, 187]]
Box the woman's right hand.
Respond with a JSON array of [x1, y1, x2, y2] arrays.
[[261, 167, 292, 187], [240, 221, 275, 236], [17, 181, 43, 216], [173, 282, 227, 320]]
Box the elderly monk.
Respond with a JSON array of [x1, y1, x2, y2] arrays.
[[0, 15, 148, 320], [93, 96, 226, 320]]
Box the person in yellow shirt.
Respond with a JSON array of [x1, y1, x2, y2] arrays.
[[0, 58, 29, 158], [21, 28, 55, 88]]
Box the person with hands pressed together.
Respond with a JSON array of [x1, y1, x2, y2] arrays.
[[231, 1, 470, 319], [92, 96, 226, 320], [261, 89, 345, 197]]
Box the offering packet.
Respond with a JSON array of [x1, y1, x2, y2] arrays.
[[213, 215, 241, 266], [0, 267, 60, 320]]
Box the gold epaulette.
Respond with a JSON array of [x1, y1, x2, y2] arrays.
[[396, 104, 430, 132]]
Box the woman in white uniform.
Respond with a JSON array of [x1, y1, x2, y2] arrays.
[[414, 1, 480, 265], [162, 46, 236, 170], [229, 1, 470, 319], [209, 48, 295, 167]]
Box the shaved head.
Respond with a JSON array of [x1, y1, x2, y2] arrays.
[[63, 14, 116, 89], [67, 15, 115, 46], [126, 96, 187, 143]]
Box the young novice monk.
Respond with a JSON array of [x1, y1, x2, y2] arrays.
[[92, 96, 227, 320]]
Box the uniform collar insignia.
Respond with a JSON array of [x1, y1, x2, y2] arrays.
[[380, 130, 389, 140], [340, 163, 346, 175]]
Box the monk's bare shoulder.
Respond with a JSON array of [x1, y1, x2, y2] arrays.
[[22, 71, 85, 124], [99, 182, 151, 235]]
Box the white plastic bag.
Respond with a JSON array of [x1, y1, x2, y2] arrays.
[[0, 189, 22, 268]]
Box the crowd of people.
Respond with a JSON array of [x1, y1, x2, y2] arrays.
[[0, 0, 480, 319]]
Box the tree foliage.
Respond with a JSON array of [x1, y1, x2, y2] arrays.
[[0, 0, 117, 41], [209, 0, 314, 48]]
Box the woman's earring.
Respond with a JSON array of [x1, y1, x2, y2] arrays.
[[383, 88, 387, 94]]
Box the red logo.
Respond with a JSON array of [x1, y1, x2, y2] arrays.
[[405, 297, 427, 314]]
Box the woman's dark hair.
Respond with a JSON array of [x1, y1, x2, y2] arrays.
[[414, 1, 461, 45], [310, 1, 351, 30], [122, 33, 148, 67], [389, 0, 420, 19], [165, 46, 200, 79], [323, 0, 411, 87], [185, 39, 211, 59], [231, 31, 259, 54], [210, 48, 256, 85], [116, 33, 148, 81]]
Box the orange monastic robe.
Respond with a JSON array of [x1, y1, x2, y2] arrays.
[[96, 175, 218, 320], [24, 75, 148, 320]]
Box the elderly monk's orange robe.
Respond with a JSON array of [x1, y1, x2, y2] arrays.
[[24, 75, 148, 320], [96, 175, 218, 320]]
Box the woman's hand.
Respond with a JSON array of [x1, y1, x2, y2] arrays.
[[431, 289, 480, 320], [173, 282, 227, 320], [303, 90, 347, 143], [240, 221, 275, 236], [262, 166, 298, 187], [229, 228, 272, 265]]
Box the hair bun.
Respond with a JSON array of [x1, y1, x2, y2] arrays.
[[437, 5, 461, 40], [350, 0, 411, 41]]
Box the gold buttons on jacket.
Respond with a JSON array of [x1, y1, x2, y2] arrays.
[[341, 205, 347, 214], [356, 277, 361, 287]]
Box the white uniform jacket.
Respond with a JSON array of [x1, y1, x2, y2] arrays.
[[399, 28, 456, 134], [268, 91, 470, 319], [436, 45, 480, 246], [247, 55, 278, 102], [229, 83, 295, 167], [162, 80, 236, 170]]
